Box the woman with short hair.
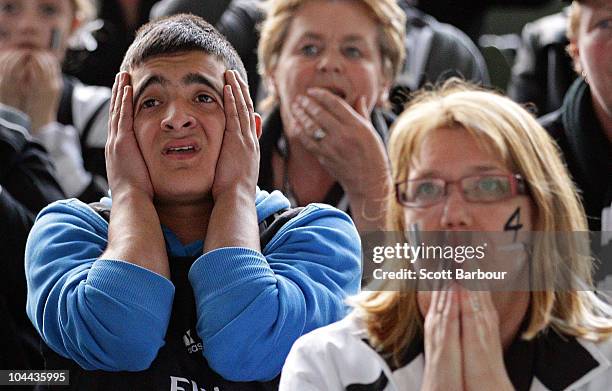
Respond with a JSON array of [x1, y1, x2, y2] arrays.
[[257, 0, 406, 231]]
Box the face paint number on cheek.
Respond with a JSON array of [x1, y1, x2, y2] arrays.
[[504, 207, 523, 243], [50, 28, 61, 50]]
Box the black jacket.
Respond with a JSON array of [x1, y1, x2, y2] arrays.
[[508, 9, 576, 116], [416, 0, 550, 41], [540, 78, 612, 232], [0, 105, 64, 370], [64, 0, 158, 88], [150, 0, 233, 25]]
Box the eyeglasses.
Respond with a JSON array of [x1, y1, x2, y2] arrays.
[[395, 174, 527, 208]]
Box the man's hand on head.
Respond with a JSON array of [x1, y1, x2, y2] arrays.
[[205, 69, 261, 253], [101, 71, 169, 279], [211, 69, 261, 202], [105, 72, 154, 201]]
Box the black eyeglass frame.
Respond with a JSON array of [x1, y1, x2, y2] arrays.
[[395, 174, 528, 208]]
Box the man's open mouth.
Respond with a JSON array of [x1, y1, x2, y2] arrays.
[[163, 145, 200, 155]]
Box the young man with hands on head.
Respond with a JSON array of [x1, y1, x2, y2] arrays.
[[25, 15, 361, 390]]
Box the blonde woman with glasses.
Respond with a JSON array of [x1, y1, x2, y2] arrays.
[[279, 80, 612, 391]]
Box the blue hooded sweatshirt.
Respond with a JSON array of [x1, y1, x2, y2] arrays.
[[25, 189, 361, 384]]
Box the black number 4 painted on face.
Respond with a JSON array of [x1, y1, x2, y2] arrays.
[[504, 207, 523, 243]]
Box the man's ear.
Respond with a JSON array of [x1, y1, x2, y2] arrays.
[[254, 112, 263, 139]]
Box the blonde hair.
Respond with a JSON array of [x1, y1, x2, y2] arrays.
[[354, 79, 612, 363], [257, 0, 406, 108]]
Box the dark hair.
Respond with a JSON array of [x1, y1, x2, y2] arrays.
[[120, 14, 247, 83]]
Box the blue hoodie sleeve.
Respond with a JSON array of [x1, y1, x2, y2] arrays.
[[188, 204, 361, 381], [25, 200, 175, 371]]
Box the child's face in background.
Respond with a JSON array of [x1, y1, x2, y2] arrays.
[[0, 0, 77, 61]]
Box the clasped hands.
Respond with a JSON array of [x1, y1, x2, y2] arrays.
[[420, 284, 515, 391], [0, 50, 62, 132]]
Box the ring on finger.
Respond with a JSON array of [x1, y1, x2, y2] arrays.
[[313, 128, 326, 141]]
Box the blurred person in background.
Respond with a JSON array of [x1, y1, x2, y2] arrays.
[[0, 0, 110, 202], [65, 0, 158, 88], [507, 7, 577, 115], [0, 104, 64, 371], [151, 0, 489, 112], [540, 0, 611, 233]]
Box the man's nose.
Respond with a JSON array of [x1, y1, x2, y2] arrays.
[[161, 103, 196, 131], [439, 184, 473, 229]]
